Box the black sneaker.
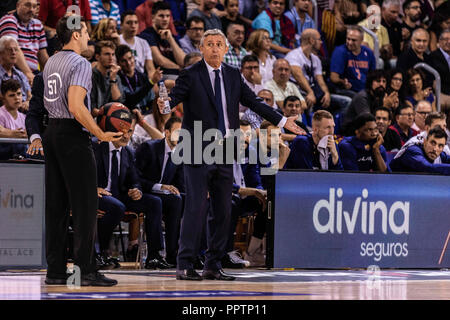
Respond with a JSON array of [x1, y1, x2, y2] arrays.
[[95, 253, 115, 270], [80, 272, 118, 287], [145, 256, 174, 269], [107, 256, 121, 269], [221, 253, 245, 269], [193, 255, 205, 270]]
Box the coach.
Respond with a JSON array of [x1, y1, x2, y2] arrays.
[[42, 15, 120, 286], [158, 29, 303, 281]]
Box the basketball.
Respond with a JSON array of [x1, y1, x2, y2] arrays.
[[97, 102, 133, 133]]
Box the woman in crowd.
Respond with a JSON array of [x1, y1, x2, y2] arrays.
[[405, 68, 436, 111], [91, 18, 121, 46], [384, 68, 406, 112], [246, 29, 276, 84]]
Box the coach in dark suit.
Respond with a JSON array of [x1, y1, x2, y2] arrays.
[[93, 116, 172, 269], [25, 72, 47, 158], [135, 117, 185, 266], [428, 29, 450, 111], [158, 29, 303, 281]]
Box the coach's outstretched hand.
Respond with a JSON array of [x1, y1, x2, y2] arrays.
[[284, 115, 307, 135]]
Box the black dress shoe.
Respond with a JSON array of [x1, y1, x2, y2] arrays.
[[45, 273, 70, 285], [145, 256, 174, 269], [80, 272, 118, 286], [202, 269, 236, 281], [176, 269, 203, 281]]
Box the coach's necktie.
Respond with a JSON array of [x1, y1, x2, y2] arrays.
[[110, 150, 120, 198], [214, 69, 226, 137]]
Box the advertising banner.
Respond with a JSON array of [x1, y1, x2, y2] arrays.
[[272, 170, 450, 268], [0, 162, 46, 268]]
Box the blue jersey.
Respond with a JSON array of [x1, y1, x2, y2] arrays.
[[330, 44, 376, 93], [339, 136, 388, 172], [390, 144, 450, 175], [284, 134, 343, 170]]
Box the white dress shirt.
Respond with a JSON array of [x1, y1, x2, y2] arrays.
[[204, 60, 287, 132], [152, 139, 173, 191]]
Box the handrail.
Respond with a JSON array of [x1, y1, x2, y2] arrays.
[[414, 63, 441, 112], [360, 26, 381, 69], [0, 138, 29, 144], [311, 0, 318, 28]]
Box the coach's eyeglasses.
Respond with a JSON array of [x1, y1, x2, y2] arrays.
[[189, 27, 204, 32]]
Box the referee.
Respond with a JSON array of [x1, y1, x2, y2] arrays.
[[43, 15, 121, 286]]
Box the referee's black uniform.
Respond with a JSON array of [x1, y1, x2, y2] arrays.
[[42, 49, 98, 279]]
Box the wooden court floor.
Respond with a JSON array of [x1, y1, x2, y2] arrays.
[[1, 264, 450, 300]]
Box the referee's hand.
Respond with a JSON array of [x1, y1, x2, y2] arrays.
[[99, 131, 123, 142]]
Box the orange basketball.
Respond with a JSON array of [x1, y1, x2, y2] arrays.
[[97, 102, 132, 133]]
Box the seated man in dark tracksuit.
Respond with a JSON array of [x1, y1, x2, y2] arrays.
[[134, 117, 185, 267], [239, 120, 291, 267], [390, 127, 450, 175], [284, 110, 343, 170], [93, 113, 171, 270], [339, 113, 389, 173]]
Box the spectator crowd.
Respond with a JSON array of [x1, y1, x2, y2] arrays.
[[0, 0, 450, 270]]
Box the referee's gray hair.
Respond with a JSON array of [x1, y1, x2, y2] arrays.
[[0, 36, 19, 52], [382, 0, 401, 9], [200, 28, 229, 47]]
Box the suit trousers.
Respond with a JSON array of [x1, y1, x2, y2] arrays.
[[42, 119, 98, 276], [99, 193, 166, 258], [177, 164, 233, 271], [150, 192, 183, 262], [123, 193, 165, 258], [97, 196, 126, 253]]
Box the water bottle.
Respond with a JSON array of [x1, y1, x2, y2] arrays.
[[159, 81, 171, 114]]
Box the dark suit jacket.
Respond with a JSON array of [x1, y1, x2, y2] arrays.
[[134, 138, 185, 193], [25, 72, 48, 138], [429, 49, 450, 95], [168, 60, 283, 164], [92, 140, 141, 196]]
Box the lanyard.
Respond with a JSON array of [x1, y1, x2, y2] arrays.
[[121, 71, 138, 92]]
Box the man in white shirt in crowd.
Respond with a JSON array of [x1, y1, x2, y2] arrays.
[[286, 28, 351, 114], [119, 10, 159, 79], [264, 58, 306, 109], [411, 100, 432, 133]]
